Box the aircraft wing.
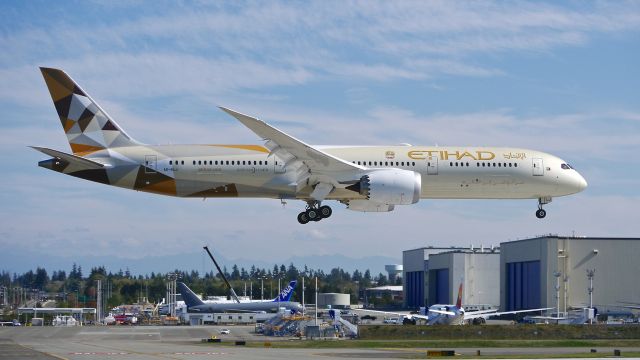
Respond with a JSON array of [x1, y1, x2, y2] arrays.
[[357, 308, 428, 321], [464, 307, 552, 320], [219, 107, 364, 198], [428, 308, 457, 316]]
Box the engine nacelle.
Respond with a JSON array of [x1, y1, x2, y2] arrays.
[[347, 200, 395, 212], [347, 169, 421, 205]]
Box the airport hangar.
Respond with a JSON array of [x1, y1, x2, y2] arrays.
[[403, 236, 640, 313]]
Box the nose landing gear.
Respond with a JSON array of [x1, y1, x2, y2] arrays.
[[297, 201, 333, 224], [536, 197, 552, 219]]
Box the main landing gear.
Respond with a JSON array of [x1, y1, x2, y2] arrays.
[[297, 201, 332, 224], [536, 197, 552, 219]]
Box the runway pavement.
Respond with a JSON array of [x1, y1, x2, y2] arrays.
[[1, 325, 639, 359]]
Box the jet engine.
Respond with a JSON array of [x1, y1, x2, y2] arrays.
[[346, 169, 422, 206]]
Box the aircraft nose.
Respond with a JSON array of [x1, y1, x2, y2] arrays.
[[577, 174, 589, 191], [576, 172, 588, 192]]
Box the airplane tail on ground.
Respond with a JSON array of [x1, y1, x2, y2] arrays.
[[456, 282, 463, 309], [273, 280, 297, 302], [39, 67, 139, 156], [177, 282, 205, 308]]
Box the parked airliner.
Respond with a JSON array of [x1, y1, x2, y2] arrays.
[[358, 283, 550, 325], [33, 68, 587, 223]]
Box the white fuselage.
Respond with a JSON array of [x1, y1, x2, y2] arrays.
[[101, 144, 586, 201]]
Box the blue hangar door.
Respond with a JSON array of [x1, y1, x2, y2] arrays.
[[506, 261, 541, 311]]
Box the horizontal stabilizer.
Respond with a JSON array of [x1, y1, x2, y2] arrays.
[[31, 146, 105, 169]]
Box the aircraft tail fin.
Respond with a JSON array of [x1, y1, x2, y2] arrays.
[[177, 282, 205, 308], [273, 280, 297, 302], [455, 282, 463, 309], [39, 67, 139, 156]]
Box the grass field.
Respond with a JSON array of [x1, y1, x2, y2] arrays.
[[203, 338, 640, 349]]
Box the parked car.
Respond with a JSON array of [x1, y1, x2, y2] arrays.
[[361, 315, 377, 321], [219, 329, 230, 335]]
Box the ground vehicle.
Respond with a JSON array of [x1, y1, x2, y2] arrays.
[[219, 329, 230, 334]]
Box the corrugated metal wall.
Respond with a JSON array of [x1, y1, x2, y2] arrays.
[[435, 269, 450, 304], [506, 260, 541, 311], [405, 271, 424, 307]]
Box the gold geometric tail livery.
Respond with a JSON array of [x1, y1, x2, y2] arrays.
[[34, 68, 587, 224], [40, 68, 138, 155]]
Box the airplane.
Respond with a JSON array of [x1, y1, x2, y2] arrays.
[[159, 280, 298, 314], [358, 283, 551, 325], [33, 68, 588, 224], [177, 281, 303, 313]]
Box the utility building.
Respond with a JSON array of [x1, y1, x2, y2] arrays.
[[427, 251, 500, 308], [500, 236, 640, 314], [403, 246, 499, 308]]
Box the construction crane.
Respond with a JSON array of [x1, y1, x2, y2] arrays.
[[203, 246, 241, 303]]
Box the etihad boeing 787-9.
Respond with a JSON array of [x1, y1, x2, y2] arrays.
[[33, 68, 587, 224]]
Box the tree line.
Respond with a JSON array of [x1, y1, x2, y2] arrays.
[[1, 263, 400, 308]]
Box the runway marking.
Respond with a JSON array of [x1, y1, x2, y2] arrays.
[[69, 352, 128, 355], [68, 352, 228, 356]]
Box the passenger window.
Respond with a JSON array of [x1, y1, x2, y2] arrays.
[[482, 163, 485, 167], [466, 162, 469, 167], [265, 161, 268, 165], [181, 161, 184, 165], [455, 162, 458, 167], [402, 162, 405, 166], [169, 160, 172, 165], [498, 163, 501, 167], [193, 160, 196, 165], [259, 161, 262, 165], [514, 163, 517, 167], [412, 162, 415, 166], [450, 162, 453, 167], [509, 163, 512, 167]]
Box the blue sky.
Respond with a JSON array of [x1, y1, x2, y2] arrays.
[[1, 1, 639, 274]]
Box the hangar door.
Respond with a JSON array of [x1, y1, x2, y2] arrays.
[[405, 271, 424, 308], [434, 269, 449, 304], [506, 261, 541, 311]]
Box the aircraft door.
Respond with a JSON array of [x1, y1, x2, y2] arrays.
[[274, 159, 286, 174], [427, 156, 438, 175], [532, 158, 544, 176], [144, 155, 157, 174]]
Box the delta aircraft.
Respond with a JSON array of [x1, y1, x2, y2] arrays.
[[33, 68, 587, 224]]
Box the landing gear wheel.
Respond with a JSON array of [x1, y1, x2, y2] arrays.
[[306, 208, 320, 221], [536, 209, 546, 219], [319, 205, 332, 218], [297, 212, 309, 224]]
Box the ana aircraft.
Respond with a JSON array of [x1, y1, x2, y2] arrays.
[[34, 68, 587, 223], [177, 281, 303, 313]]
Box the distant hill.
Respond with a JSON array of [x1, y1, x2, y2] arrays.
[[0, 248, 400, 277]]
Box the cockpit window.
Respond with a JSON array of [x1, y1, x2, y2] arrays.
[[561, 163, 573, 170]]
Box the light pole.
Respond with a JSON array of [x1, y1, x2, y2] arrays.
[[553, 271, 561, 319], [587, 269, 595, 324], [301, 275, 305, 316], [261, 277, 264, 301], [314, 276, 318, 326]]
